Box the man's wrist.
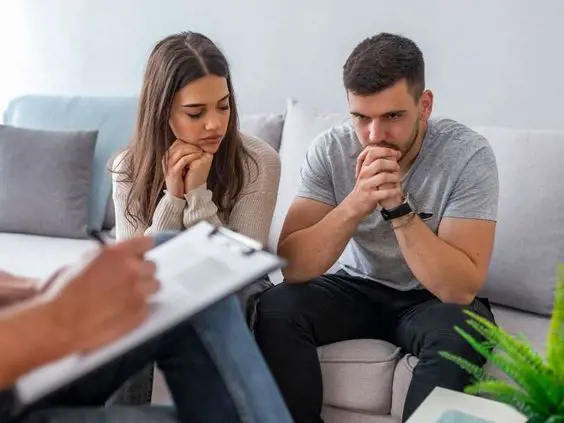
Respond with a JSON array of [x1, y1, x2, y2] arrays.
[[339, 196, 366, 225], [391, 211, 417, 230], [380, 193, 405, 211]]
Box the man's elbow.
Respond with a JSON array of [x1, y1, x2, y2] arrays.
[[439, 291, 476, 306], [438, 275, 484, 306], [438, 272, 486, 306], [280, 264, 320, 283]]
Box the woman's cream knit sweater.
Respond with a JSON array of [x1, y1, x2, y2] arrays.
[[111, 134, 281, 245]]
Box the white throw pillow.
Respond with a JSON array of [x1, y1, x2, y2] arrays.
[[268, 99, 348, 282]]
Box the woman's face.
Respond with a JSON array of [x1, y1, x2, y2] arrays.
[[169, 75, 231, 154]]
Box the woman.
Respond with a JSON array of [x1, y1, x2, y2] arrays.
[[106, 32, 286, 421], [112, 31, 280, 248]]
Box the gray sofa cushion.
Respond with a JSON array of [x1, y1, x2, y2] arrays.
[[318, 305, 549, 421], [318, 339, 401, 414], [390, 354, 417, 422], [0, 125, 97, 238], [240, 113, 285, 152], [322, 406, 396, 423], [388, 304, 550, 421], [473, 126, 564, 316]]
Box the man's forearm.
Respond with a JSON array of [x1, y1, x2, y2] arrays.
[[0, 300, 73, 388], [393, 214, 482, 304], [278, 204, 359, 282]]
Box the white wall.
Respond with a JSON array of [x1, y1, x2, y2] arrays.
[[1, 0, 563, 130]]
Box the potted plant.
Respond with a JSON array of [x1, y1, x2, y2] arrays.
[[439, 264, 564, 423]]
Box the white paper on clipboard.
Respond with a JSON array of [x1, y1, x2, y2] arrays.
[[15, 221, 284, 406]]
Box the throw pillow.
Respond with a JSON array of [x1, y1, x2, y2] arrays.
[[473, 126, 564, 316], [268, 99, 348, 283], [0, 125, 98, 239], [2, 95, 138, 232], [240, 113, 285, 152]]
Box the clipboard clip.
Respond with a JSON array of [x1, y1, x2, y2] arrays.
[[207, 225, 264, 256]]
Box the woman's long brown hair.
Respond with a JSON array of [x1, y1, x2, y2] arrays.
[[114, 32, 254, 230]]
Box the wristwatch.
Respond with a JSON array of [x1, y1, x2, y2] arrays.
[[380, 193, 415, 221]]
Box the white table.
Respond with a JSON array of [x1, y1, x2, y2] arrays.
[[406, 387, 527, 423]]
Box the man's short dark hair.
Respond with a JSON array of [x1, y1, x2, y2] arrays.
[[343, 33, 425, 99]]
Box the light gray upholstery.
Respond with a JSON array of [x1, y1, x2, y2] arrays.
[[0, 96, 556, 422], [473, 126, 564, 316], [319, 340, 401, 414]]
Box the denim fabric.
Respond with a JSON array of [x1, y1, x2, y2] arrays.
[[16, 232, 292, 423]]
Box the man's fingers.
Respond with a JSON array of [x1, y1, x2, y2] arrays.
[[356, 146, 401, 178], [356, 149, 369, 178], [137, 260, 157, 280], [374, 187, 403, 202], [364, 172, 401, 189], [137, 278, 161, 297], [359, 159, 400, 179]]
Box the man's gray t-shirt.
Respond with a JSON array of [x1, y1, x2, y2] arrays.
[[297, 117, 499, 291]]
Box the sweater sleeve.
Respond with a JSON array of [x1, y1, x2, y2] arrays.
[[183, 135, 280, 246], [111, 152, 186, 241], [182, 185, 222, 229], [224, 136, 281, 245]]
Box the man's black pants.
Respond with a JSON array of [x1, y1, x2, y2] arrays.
[[254, 271, 494, 423]]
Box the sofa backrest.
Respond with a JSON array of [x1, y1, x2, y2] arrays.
[[473, 126, 564, 316], [2, 95, 285, 232], [270, 100, 564, 317], [4, 95, 562, 317], [3, 95, 138, 232]]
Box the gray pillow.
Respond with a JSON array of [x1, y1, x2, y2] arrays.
[[240, 113, 284, 151], [0, 125, 98, 239], [473, 125, 564, 316]]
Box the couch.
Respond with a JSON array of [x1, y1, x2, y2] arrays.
[[1, 95, 562, 422]]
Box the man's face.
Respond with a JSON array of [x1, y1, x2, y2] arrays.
[[347, 79, 432, 154]]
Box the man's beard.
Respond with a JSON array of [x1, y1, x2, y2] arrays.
[[375, 114, 421, 156], [399, 117, 421, 156]]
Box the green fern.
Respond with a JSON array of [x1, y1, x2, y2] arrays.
[[547, 265, 564, 376], [439, 263, 564, 423]]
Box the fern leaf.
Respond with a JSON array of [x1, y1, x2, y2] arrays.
[[463, 318, 562, 404], [463, 310, 553, 381], [438, 351, 490, 382], [547, 264, 564, 377], [452, 325, 558, 409], [460, 309, 563, 406]]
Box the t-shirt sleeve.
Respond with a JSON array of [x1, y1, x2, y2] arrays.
[[296, 135, 337, 206], [443, 145, 499, 221]]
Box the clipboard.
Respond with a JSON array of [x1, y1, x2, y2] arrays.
[[15, 221, 285, 407]]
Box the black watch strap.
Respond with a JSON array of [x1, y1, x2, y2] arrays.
[[381, 198, 413, 221]]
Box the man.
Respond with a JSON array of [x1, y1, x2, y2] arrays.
[[0, 234, 292, 423], [255, 32, 499, 423]]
